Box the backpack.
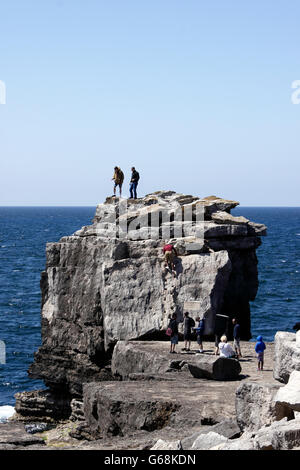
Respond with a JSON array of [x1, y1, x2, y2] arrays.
[[190, 318, 195, 328]]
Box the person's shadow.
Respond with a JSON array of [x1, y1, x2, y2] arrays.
[[174, 257, 183, 277]]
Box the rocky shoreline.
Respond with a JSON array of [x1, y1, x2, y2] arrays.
[[2, 335, 300, 450], [3, 191, 300, 450]]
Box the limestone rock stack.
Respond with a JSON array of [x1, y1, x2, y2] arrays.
[[28, 191, 266, 396]]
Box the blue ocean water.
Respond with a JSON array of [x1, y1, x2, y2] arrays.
[[0, 207, 95, 407], [0, 206, 299, 407], [233, 207, 300, 342]]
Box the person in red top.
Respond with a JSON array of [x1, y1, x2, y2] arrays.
[[163, 243, 178, 275]]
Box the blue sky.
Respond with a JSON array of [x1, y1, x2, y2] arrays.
[[0, 0, 300, 206]]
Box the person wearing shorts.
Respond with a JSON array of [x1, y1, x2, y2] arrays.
[[182, 312, 195, 351], [255, 335, 266, 371]]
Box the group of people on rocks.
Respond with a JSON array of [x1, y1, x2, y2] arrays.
[[111, 167, 267, 371], [167, 312, 208, 355], [167, 314, 266, 371], [112, 166, 140, 199]]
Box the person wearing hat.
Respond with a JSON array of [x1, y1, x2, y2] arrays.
[[129, 167, 140, 199]]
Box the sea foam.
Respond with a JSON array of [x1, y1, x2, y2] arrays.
[[0, 405, 15, 423]]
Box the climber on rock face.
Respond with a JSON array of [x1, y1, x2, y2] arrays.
[[163, 242, 178, 276]]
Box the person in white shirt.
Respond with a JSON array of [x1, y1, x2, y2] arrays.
[[218, 335, 235, 358]]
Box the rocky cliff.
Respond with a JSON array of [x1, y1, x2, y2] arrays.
[[28, 191, 266, 397]]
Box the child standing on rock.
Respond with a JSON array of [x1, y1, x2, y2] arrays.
[[255, 335, 266, 371]]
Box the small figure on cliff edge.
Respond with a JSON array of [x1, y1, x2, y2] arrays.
[[232, 318, 242, 358], [129, 167, 140, 199], [163, 242, 178, 277], [255, 335, 266, 371], [112, 166, 124, 197]]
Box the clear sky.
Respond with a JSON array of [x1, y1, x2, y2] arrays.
[[1, 0, 300, 206]]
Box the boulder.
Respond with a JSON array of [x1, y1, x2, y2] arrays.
[[273, 331, 300, 383], [151, 439, 182, 450], [83, 381, 180, 438], [235, 382, 294, 432], [82, 377, 238, 439], [275, 370, 300, 412], [181, 419, 240, 449], [111, 341, 174, 378], [219, 417, 300, 451], [191, 431, 229, 450], [188, 356, 241, 381]]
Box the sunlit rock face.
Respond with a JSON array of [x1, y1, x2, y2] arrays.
[[29, 191, 266, 395]]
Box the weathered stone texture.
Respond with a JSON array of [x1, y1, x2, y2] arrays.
[[28, 191, 265, 395], [273, 331, 300, 383]]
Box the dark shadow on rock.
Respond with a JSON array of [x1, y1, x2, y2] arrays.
[[174, 257, 183, 276]]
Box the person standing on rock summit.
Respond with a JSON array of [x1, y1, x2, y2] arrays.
[[112, 166, 124, 197], [129, 167, 140, 199]]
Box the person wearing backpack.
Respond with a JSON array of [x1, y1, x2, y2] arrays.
[[182, 312, 195, 352], [167, 313, 179, 354], [112, 166, 124, 197], [129, 167, 140, 199]]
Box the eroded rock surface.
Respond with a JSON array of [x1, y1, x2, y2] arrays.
[[273, 331, 300, 383], [27, 191, 265, 396]]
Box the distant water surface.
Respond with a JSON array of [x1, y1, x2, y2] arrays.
[[233, 207, 300, 343], [0, 206, 299, 406]]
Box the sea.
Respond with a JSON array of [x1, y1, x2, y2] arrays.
[[0, 206, 299, 408]]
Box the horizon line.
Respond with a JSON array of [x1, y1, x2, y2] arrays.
[[1, 204, 300, 208]]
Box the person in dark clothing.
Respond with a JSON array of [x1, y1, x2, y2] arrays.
[[129, 167, 140, 199], [232, 318, 242, 358], [194, 315, 205, 353], [255, 335, 266, 371], [112, 166, 124, 197], [168, 313, 179, 353], [182, 312, 195, 352]]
